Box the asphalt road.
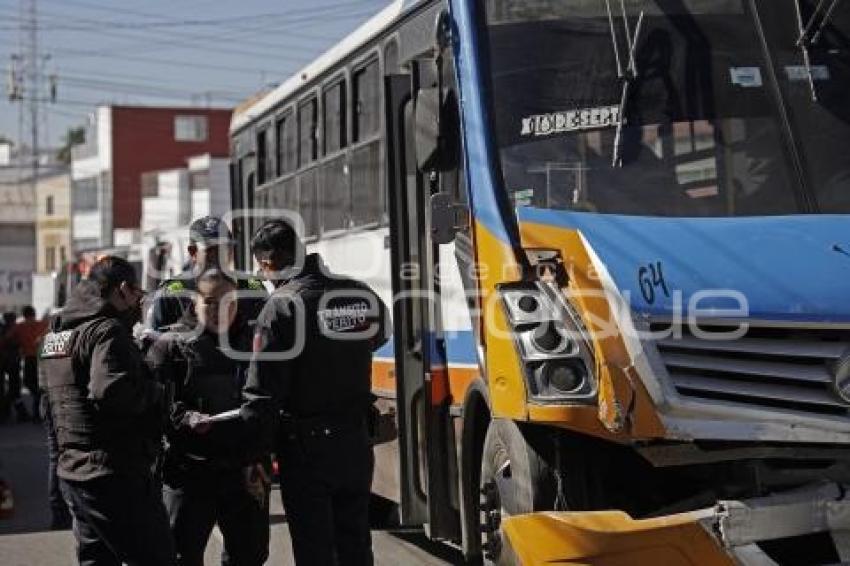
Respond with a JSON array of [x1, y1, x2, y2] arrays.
[[0, 404, 464, 565]]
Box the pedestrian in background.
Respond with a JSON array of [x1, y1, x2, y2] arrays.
[[5, 305, 49, 422], [242, 219, 389, 566], [39, 256, 175, 565], [0, 312, 24, 422], [146, 268, 270, 566]]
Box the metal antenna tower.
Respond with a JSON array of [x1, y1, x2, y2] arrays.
[[25, 0, 43, 180], [6, 0, 52, 204]]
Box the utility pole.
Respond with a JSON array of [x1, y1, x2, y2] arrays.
[[6, 0, 53, 193], [27, 0, 39, 182]]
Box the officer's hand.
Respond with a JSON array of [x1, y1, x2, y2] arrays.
[[183, 411, 212, 435], [244, 463, 270, 509]]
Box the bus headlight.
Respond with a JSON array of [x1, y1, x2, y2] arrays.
[[535, 360, 586, 395], [500, 282, 596, 403]]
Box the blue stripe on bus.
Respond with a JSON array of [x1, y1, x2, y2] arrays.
[[517, 207, 850, 323], [449, 0, 512, 245], [373, 330, 479, 366]]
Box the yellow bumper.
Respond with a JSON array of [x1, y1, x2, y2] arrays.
[[502, 482, 850, 565], [502, 510, 731, 566]]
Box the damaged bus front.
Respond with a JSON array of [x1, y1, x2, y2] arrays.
[[446, 0, 850, 562]]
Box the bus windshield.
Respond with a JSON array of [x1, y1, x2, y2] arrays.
[[480, 0, 850, 216]]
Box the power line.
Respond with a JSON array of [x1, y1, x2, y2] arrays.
[[0, 0, 378, 49], [40, 9, 380, 63], [53, 72, 246, 99]]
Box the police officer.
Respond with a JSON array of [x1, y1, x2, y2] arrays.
[[38, 348, 72, 530], [39, 256, 174, 566], [146, 268, 270, 566], [243, 219, 389, 566], [147, 215, 265, 332]]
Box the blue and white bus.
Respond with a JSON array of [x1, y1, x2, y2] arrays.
[[231, 0, 850, 563]]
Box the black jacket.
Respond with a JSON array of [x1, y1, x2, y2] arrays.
[[243, 254, 390, 446], [145, 308, 260, 468], [39, 280, 165, 481]]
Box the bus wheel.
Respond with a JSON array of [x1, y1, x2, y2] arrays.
[[479, 419, 553, 565]]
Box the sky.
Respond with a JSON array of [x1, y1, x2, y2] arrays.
[[0, 0, 390, 148]]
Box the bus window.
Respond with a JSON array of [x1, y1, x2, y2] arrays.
[[323, 80, 347, 155], [353, 60, 379, 142], [350, 142, 382, 226], [276, 111, 296, 176], [320, 156, 350, 232], [299, 170, 318, 237], [298, 97, 318, 168], [256, 126, 271, 185]]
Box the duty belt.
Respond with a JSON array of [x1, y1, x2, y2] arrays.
[[279, 411, 366, 439]]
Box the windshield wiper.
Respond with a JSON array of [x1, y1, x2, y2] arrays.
[[793, 0, 842, 101], [798, 0, 842, 46], [606, 0, 644, 167]]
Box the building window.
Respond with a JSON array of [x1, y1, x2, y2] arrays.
[[189, 170, 209, 192], [174, 115, 208, 142], [72, 177, 98, 211], [276, 111, 296, 175], [353, 60, 380, 142], [141, 172, 159, 197], [46, 195, 54, 216], [46, 247, 56, 271], [298, 97, 318, 167], [59, 245, 66, 265], [323, 79, 347, 155]]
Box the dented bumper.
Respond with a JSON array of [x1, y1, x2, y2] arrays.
[[502, 483, 850, 565]]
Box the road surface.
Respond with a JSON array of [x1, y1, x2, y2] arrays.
[[0, 407, 464, 565]]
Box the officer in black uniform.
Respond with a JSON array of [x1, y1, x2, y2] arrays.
[[146, 268, 270, 566], [39, 256, 175, 566], [146, 215, 265, 333], [38, 351, 73, 530], [242, 219, 390, 566]]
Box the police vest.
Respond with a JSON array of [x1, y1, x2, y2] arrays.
[[40, 323, 122, 453]]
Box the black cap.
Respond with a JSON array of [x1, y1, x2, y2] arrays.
[[189, 216, 235, 249]]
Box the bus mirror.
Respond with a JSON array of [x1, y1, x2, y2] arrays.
[[430, 192, 458, 244], [415, 87, 440, 171]]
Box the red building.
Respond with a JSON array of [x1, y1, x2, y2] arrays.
[[70, 105, 232, 250]]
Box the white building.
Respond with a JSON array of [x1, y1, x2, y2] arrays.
[[139, 153, 231, 288], [70, 106, 112, 251], [0, 144, 65, 314]]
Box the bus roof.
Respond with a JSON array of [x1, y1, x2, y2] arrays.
[[230, 0, 425, 135]]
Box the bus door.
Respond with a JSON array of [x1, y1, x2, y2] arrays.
[[385, 68, 458, 539]]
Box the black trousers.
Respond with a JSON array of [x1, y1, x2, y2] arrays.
[[24, 356, 41, 420], [62, 471, 176, 566], [23, 356, 40, 418], [0, 358, 21, 417], [278, 422, 374, 566], [41, 396, 71, 528], [162, 461, 270, 566]]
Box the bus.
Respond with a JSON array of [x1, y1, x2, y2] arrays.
[[229, 0, 850, 563]]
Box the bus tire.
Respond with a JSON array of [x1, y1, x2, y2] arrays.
[[479, 418, 554, 565]]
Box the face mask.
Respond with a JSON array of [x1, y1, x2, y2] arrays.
[[118, 288, 142, 328], [121, 303, 142, 328]]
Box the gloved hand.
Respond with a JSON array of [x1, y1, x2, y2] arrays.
[[244, 462, 271, 509], [368, 405, 398, 446]]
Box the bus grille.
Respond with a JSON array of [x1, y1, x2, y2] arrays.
[[651, 325, 850, 416]]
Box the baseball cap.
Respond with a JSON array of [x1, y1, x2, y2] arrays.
[[188, 216, 235, 249]]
